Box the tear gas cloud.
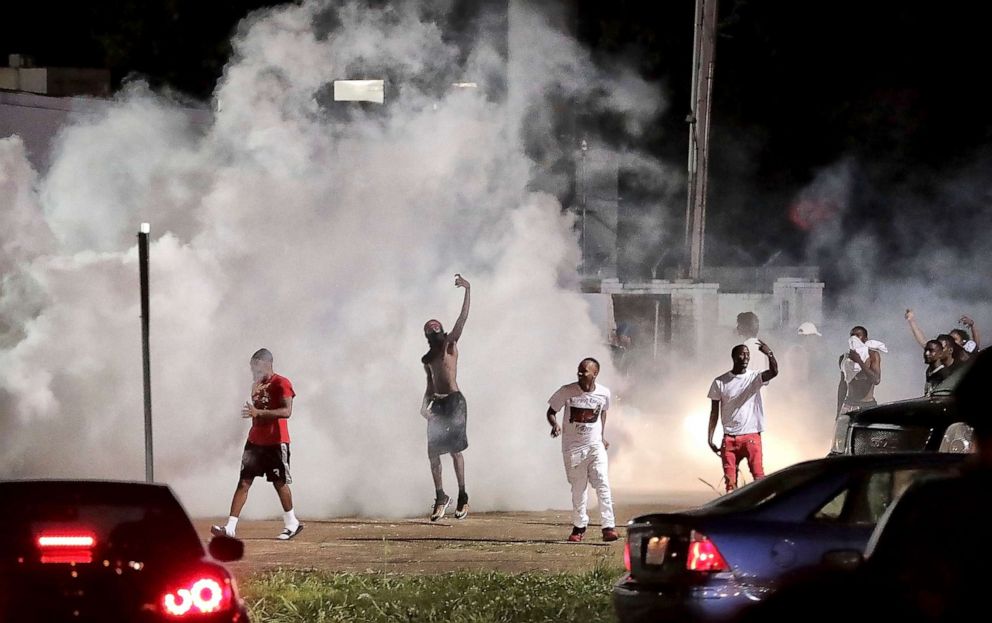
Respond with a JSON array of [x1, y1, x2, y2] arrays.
[[4, 0, 983, 519], [0, 0, 698, 518], [604, 123, 991, 494]]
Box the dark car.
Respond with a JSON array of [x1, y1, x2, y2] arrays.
[[612, 453, 966, 623], [0, 480, 249, 622], [829, 366, 975, 455]]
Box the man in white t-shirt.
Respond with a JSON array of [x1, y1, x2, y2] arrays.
[[546, 358, 618, 543], [707, 341, 779, 491]]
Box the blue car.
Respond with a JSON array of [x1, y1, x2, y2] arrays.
[[613, 453, 966, 623]]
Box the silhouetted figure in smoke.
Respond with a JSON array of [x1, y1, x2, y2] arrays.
[[608, 322, 634, 375], [421, 274, 471, 521], [707, 341, 779, 491], [784, 321, 822, 383], [736, 311, 767, 372], [906, 308, 980, 355], [836, 326, 883, 416], [212, 348, 303, 540], [546, 358, 618, 542]]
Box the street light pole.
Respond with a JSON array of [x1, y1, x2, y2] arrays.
[[684, 0, 718, 281], [138, 222, 154, 483]]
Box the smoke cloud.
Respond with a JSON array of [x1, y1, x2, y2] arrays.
[[0, 0, 686, 518]]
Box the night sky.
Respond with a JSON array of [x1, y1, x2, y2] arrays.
[[4, 0, 990, 293]]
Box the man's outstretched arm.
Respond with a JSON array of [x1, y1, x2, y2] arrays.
[[962, 315, 980, 349], [448, 274, 471, 342], [758, 341, 779, 382], [905, 309, 927, 348]]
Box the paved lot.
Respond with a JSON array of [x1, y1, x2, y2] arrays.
[[194, 491, 714, 575]]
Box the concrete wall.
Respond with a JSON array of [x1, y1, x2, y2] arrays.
[[0, 67, 110, 97], [773, 277, 824, 331]]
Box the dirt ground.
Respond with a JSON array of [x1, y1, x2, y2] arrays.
[[194, 491, 714, 576]]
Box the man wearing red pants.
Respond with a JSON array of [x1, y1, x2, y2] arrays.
[[706, 341, 779, 491]]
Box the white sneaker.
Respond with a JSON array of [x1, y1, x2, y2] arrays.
[[277, 524, 304, 540], [210, 525, 234, 538]]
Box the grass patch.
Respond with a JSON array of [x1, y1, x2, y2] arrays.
[[241, 564, 624, 623]]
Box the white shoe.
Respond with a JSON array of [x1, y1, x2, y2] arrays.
[[277, 524, 304, 540], [210, 525, 234, 538]]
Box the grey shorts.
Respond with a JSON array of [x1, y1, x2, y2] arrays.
[[427, 392, 468, 456]]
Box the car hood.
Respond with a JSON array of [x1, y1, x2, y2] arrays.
[[848, 396, 956, 427]]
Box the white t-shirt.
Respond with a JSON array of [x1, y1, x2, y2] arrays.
[[548, 382, 611, 454], [707, 369, 765, 435]]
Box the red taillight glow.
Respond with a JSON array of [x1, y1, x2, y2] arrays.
[[35, 532, 96, 564], [162, 575, 231, 617], [623, 539, 631, 571], [37, 535, 95, 548], [686, 531, 729, 572]]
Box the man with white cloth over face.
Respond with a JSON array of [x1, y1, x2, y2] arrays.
[[546, 358, 619, 543], [837, 325, 885, 416]]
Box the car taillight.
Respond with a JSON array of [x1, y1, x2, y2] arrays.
[[35, 531, 96, 564], [623, 539, 631, 571], [686, 531, 729, 572], [161, 570, 233, 617]]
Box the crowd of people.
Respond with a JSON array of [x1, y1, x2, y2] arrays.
[[206, 278, 984, 543], [208, 273, 619, 543], [703, 308, 983, 493]]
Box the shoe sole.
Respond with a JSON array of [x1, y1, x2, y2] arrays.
[[210, 526, 230, 537], [453, 504, 469, 520]]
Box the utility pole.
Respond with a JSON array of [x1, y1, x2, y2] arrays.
[[683, 0, 718, 280], [138, 222, 154, 482]]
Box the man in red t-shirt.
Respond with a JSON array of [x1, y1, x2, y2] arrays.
[[211, 348, 303, 540]]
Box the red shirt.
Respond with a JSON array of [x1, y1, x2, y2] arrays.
[[247, 373, 295, 445]]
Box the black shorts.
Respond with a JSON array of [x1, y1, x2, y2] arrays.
[[427, 392, 468, 456], [239, 442, 292, 484]]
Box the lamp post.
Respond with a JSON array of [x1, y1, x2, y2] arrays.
[[683, 0, 718, 281], [138, 222, 153, 482]]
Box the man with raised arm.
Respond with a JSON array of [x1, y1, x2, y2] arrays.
[[707, 341, 779, 492], [421, 274, 471, 521]]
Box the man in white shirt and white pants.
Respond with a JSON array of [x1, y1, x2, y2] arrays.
[[546, 357, 619, 543]]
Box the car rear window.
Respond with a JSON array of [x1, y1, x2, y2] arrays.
[[701, 462, 826, 512], [0, 482, 203, 563]]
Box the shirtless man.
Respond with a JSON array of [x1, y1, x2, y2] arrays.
[[837, 326, 882, 415], [421, 274, 471, 521]]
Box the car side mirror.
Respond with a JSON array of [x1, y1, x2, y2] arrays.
[[208, 534, 244, 562], [821, 549, 863, 570]]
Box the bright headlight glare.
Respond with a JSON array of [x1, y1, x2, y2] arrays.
[[938, 422, 974, 454], [832, 415, 851, 453]]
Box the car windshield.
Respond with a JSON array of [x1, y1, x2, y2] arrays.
[[0, 482, 203, 564], [701, 461, 826, 512]]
